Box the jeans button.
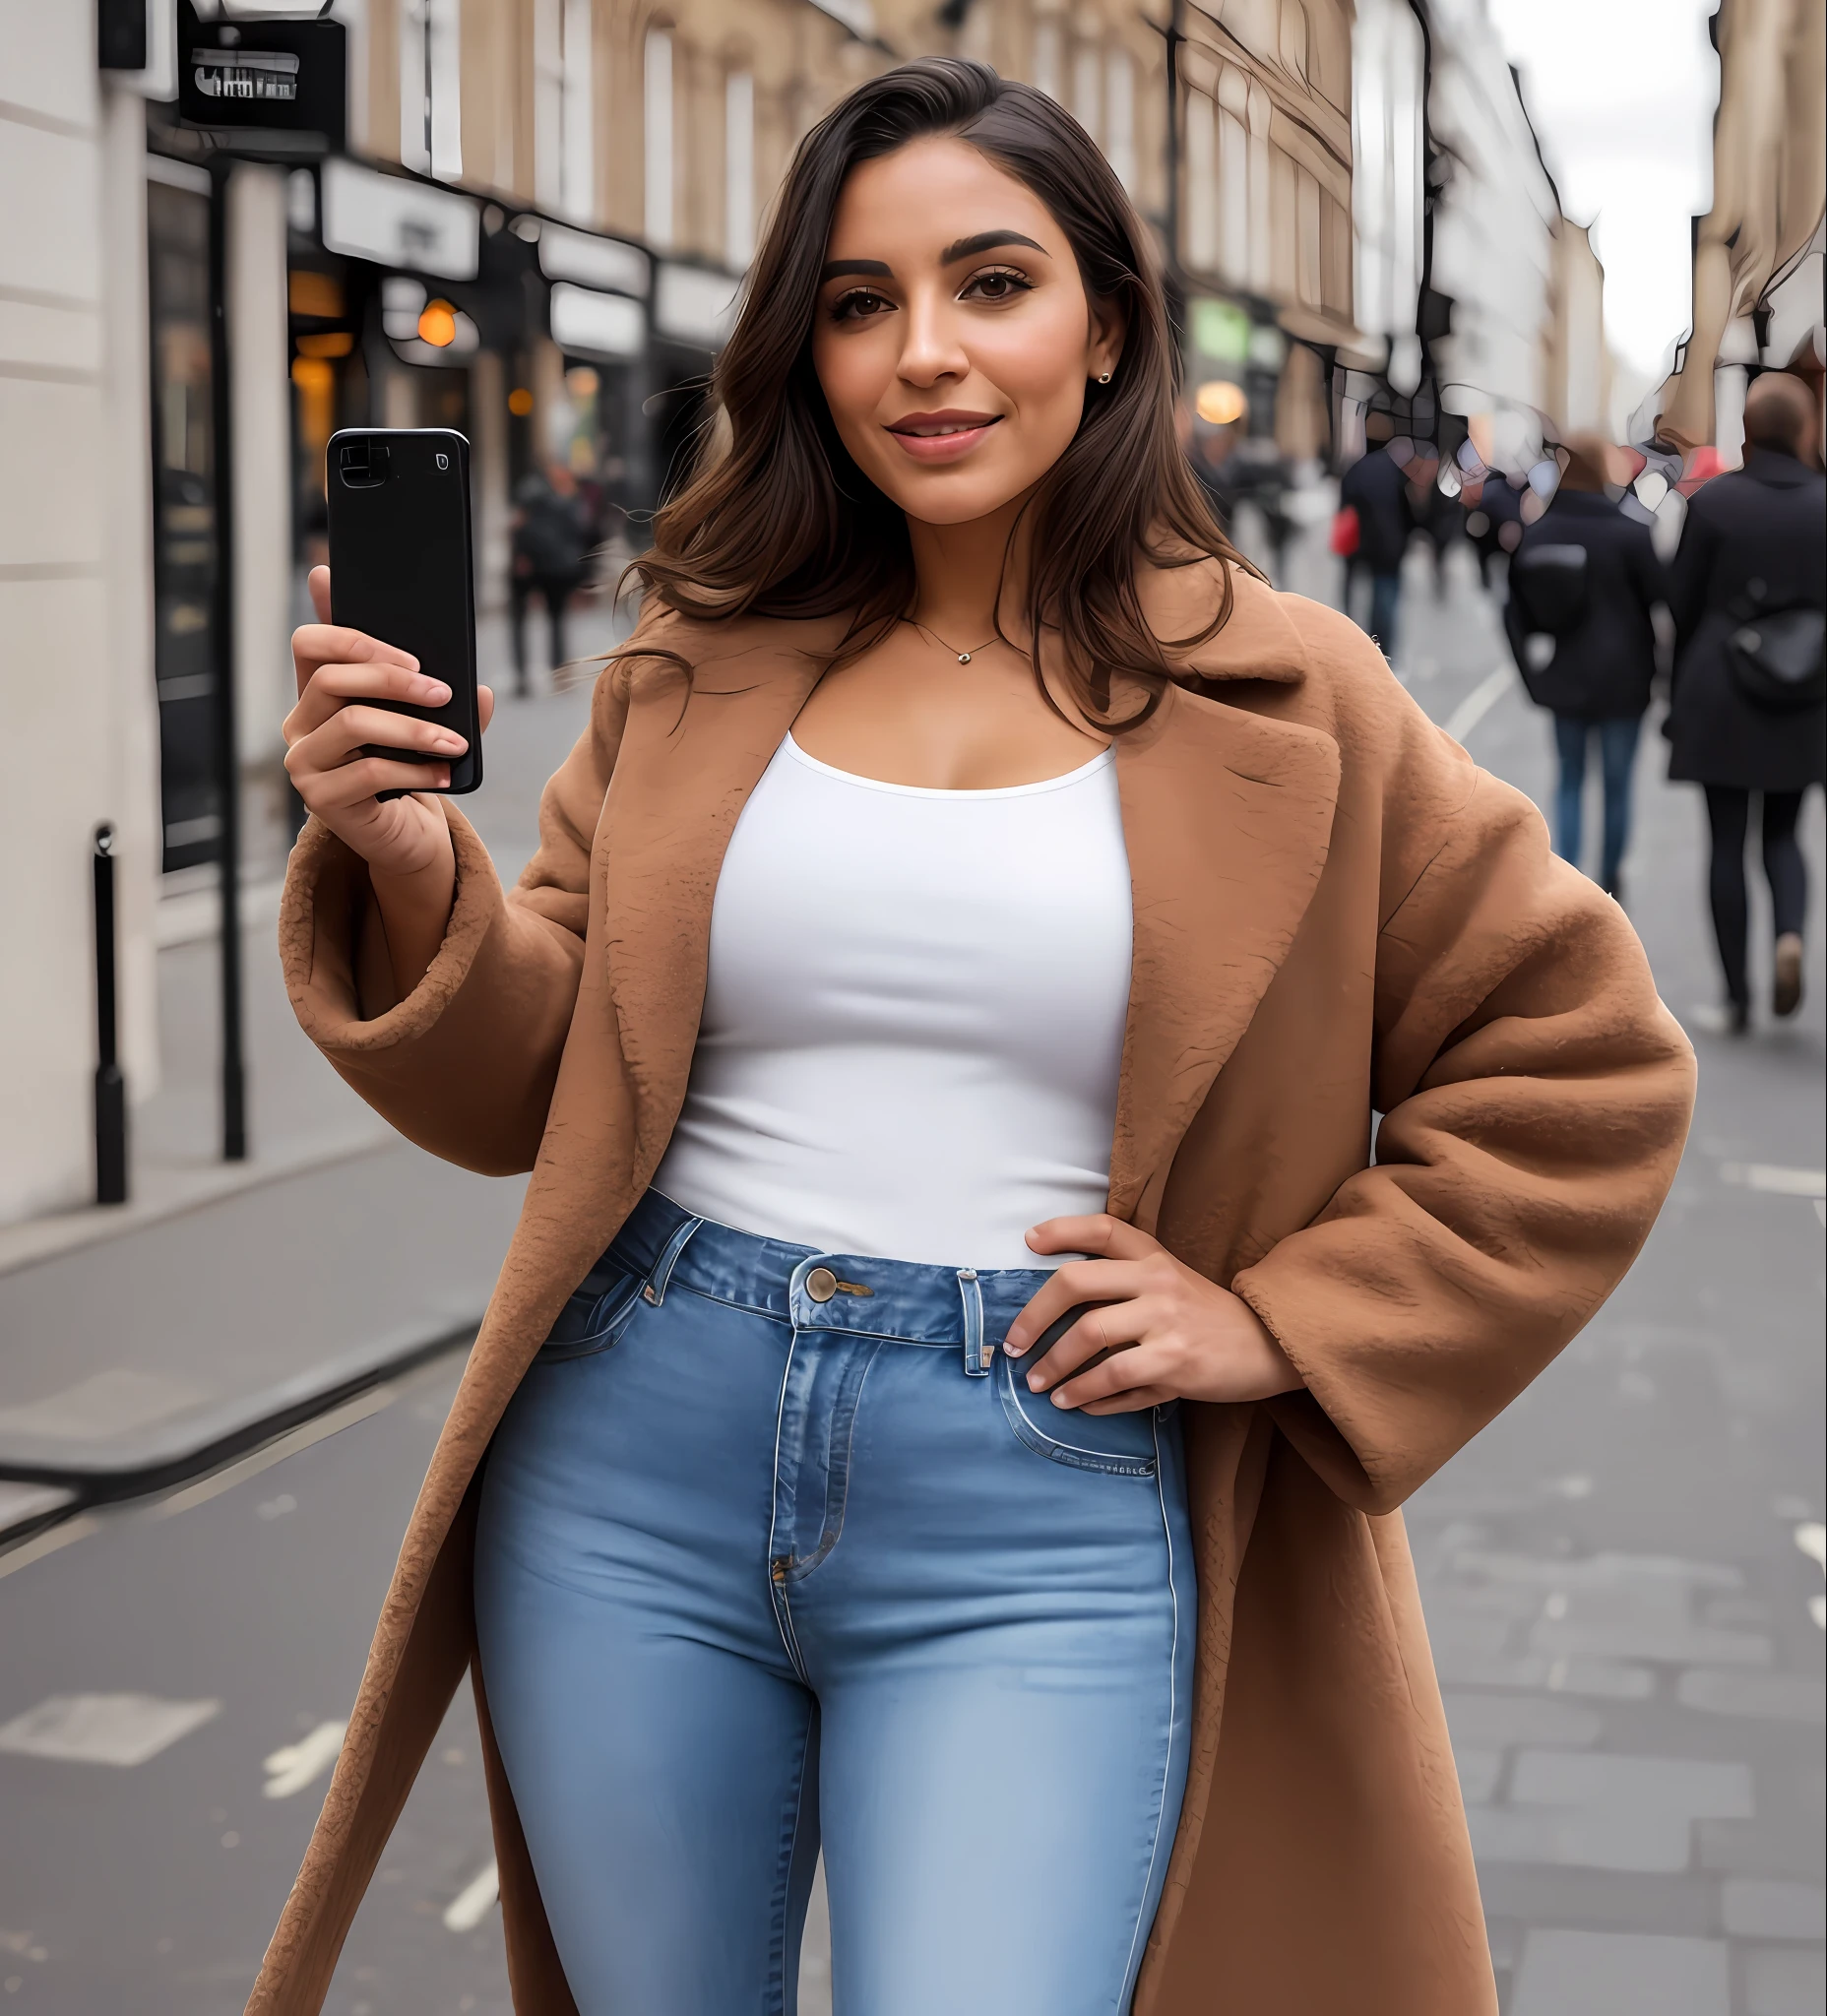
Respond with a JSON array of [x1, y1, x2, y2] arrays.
[[805, 1266, 838, 1302]]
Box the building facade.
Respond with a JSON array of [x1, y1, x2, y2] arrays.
[[4, 0, 1609, 1228]]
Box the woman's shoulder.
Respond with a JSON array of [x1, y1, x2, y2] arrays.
[[1142, 554, 1397, 714]]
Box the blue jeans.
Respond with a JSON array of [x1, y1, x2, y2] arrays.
[[1551, 714, 1642, 890], [474, 1190, 1194, 2016], [1368, 568, 1403, 661]]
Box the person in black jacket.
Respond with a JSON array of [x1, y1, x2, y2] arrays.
[[1666, 372, 1826, 1029], [1505, 434, 1666, 903], [510, 461, 596, 697], [1339, 415, 1415, 660]]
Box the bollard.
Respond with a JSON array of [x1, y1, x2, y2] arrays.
[[93, 824, 128, 1206]]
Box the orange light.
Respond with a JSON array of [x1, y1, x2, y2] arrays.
[[296, 331, 354, 359], [288, 270, 344, 318], [416, 300, 458, 347], [1194, 379, 1247, 426], [508, 387, 535, 416], [289, 355, 335, 394]]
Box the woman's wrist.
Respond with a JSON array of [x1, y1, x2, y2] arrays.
[[369, 844, 457, 998]]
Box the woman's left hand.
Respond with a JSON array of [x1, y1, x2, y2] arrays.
[[1005, 1216, 1306, 1414]]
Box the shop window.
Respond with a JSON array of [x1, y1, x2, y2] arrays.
[[147, 178, 220, 875]]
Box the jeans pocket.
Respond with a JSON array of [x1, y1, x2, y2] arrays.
[[536, 1258, 645, 1363], [995, 1350, 1160, 1478]]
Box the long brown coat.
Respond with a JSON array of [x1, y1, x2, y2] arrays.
[[251, 564, 1694, 2014]]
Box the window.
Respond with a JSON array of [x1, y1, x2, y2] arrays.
[[535, 0, 595, 222], [725, 71, 755, 270], [1185, 90, 1216, 273], [1072, 42, 1102, 142], [645, 29, 674, 250], [1105, 48, 1136, 193], [1218, 66, 1250, 286], [400, 0, 461, 181], [1032, 20, 1061, 100]]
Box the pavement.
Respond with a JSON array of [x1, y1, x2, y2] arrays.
[[0, 529, 1820, 2015]]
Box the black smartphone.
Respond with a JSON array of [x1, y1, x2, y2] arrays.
[[325, 427, 481, 795]]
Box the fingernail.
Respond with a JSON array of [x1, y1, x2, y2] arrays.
[[423, 679, 451, 702], [435, 732, 466, 751], [1027, 1372, 1045, 1392]]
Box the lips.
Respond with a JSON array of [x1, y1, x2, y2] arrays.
[[885, 410, 1003, 465]]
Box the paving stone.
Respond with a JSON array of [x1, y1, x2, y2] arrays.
[[1700, 1818, 1827, 1883], [1678, 1669, 1827, 1723], [1455, 1745, 1504, 1804], [1530, 1617, 1773, 1668], [1443, 1690, 1604, 1749], [1511, 1749, 1756, 1821], [1724, 1878, 1827, 1939], [1743, 1943, 1827, 2016], [1510, 1928, 1729, 2016], [1471, 1801, 1693, 1873], [1433, 1648, 1655, 1698]]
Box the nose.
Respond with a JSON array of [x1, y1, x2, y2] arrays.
[[896, 284, 970, 390]]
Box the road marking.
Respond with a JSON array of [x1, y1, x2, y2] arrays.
[[1442, 665, 1514, 745], [1797, 1524, 1826, 1632], [1721, 1163, 1827, 1199], [443, 1860, 500, 1932], [263, 1720, 346, 1798], [0, 1693, 220, 1767]]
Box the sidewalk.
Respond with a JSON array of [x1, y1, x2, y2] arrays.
[[0, 599, 630, 1526]]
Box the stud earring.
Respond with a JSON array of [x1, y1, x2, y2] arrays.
[[1097, 371, 1112, 384]]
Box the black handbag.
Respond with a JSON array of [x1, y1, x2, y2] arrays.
[[1727, 605, 1827, 711], [1509, 543, 1590, 636]]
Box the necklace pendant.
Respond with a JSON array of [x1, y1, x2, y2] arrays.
[[958, 651, 971, 663]]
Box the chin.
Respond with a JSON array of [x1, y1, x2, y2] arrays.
[[867, 466, 1031, 528]]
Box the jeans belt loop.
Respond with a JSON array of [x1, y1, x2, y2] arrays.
[[958, 1269, 991, 1376], [643, 1214, 705, 1306]]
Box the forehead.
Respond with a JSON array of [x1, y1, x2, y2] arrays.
[[825, 135, 1061, 255]]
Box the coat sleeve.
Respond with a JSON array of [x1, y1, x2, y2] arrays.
[[1667, 495, 1718, 655], [1230, 700, 1696, 1515], [278, 628, 644, 1175]]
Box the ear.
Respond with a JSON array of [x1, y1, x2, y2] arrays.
[[1088, 291, 1128, 383]]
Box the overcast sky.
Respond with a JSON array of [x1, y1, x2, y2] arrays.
[[1489, 0, 1720, 400]]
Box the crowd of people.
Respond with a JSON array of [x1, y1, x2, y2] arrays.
[[1230, 372, 1823, 1034]]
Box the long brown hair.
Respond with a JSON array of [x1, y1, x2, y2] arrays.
[[627, 57, 1251, 728]]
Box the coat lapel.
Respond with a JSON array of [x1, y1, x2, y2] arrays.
[[1108, 573, 1342, 1228], [595, 615, 840, 1169]]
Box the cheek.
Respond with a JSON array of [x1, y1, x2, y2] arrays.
[[811, 330, 891, 457], [977, 307, 1090, 463]]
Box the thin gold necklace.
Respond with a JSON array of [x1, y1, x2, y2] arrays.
[[904, 616, 1000, 664]]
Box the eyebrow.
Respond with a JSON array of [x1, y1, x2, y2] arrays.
[[817, 230, 1049, 284], [938, 229, 1046, 264]]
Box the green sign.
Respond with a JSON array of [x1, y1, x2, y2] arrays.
[[1190, 297, 1251, 364]]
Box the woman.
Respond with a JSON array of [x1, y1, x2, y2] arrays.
[[254, 63, 1693, 2016], [1665, 370, 1825, 1030], [1504, 433, 1666, 905]]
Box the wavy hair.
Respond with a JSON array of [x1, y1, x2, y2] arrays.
[[625, 57, 1251, 727]]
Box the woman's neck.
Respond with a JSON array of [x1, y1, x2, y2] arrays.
[[905, 496, 1032, 647]]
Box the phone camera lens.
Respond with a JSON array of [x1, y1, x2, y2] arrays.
[[435, 452, 450, 471]]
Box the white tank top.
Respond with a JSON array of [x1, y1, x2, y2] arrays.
[[651, 732, 1133, 1269]]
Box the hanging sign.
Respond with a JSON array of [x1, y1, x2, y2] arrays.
[[177, 2, 347, 149]]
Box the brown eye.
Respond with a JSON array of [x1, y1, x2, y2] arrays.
[[832, 289, 894, 322], [962, 267, 1033, 303]]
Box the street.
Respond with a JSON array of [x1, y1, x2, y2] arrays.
[[0, 544, 1820, 2016]]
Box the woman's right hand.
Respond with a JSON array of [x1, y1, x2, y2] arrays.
[[284, 567, 495, 995], [283, 566, 494, 881]]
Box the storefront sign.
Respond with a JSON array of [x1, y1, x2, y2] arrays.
[[549, 284, 645, 361], [321, 157, 478, 282], [177, 5, 346, 148], [539, 225, 650, 300], [655, 264, 742, 348]]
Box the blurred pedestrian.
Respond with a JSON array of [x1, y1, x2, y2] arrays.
[[1665, 372, 1825, 1030], [1405, 448, 1463, 600], [1338, 414, 1414, 659], [511, 461, 594, 697], [1505, 434, 1666, 904], [1465, 469, 1524, 592]]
